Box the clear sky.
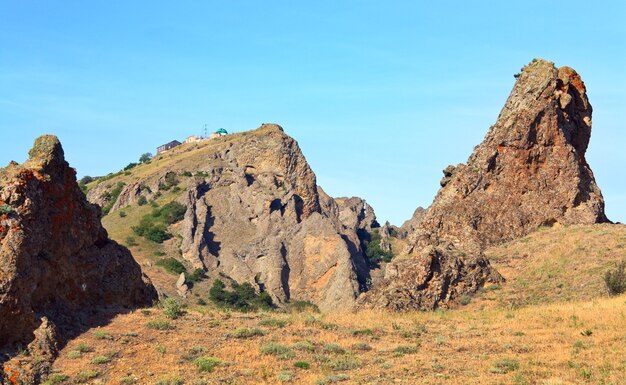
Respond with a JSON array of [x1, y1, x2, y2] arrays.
[[1, 1, 625, 225]]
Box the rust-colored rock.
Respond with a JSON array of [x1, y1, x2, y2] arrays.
[[365, 59, 607, 310], [408, 58, 607, 254], [0, 135, 157, 353]]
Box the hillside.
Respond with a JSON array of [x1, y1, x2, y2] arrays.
[[84, 124, 382, 312], [478, 224, 626, 308], [41, 294, 625, 385]]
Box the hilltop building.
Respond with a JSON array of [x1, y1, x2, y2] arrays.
[[156, 140, 181, 154], [209, 128, 228, 139]]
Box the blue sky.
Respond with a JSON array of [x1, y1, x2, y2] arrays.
[[1, 1, 625, 225]]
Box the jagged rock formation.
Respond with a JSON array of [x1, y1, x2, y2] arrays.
[[365, 59, 607, 310], [103, 124, 370, 311], [397, 207, 427, 239], [335, 197, 379, 233], [0, 136, 157, 355], [407, 58, 607, 254]]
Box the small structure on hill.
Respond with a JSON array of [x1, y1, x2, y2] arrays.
[[156, 140, 182, 154], [209, 128, 228, 139], [185, 135, 202, 144]]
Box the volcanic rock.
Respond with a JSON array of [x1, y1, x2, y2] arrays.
[[365, 59, 607, 310], [0, 135, 157, 352]]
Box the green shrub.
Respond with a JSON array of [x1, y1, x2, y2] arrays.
[[74, 370, 98, 384], [137, 196, 148, 206], [92, 329, 112, 340], [125, 236, 137, 247], [67, 350, 82, 359], [357, 229, 393, 265], [101, 182, 125, 215], [287, 300, 320, 313], [260, 342, 295, 359], [259, 318, 289, 328], [394, 345, 418, 354], [0, 204, 14, 215], [604, 260, 626, 295], [330, 355, 362, 371], [181, 171, 193, 177], [139, 153, 152, 164], [187, 268, 207, 283], [91, 355, 111, 365], [156, 258, 187, 274], [43, 373, 69, 384], [351, 328, 373, 336], [277, 370, 294, 382], [79, 176, 94, 185], [160, 298, 184, 319], [294, 361, 310, 369], [351, 342, 372, 351], [75, 343, 93, 353], [459, 295, 472, 306], [146, 319, 174, 330], [124, 162, 138, 171], [323, 343, 345, 354], [208, 279, 273, 311], [490, 358, 519, 374], [229, 328, 264, 339], [293, 341, 316, 352], [194, 356, 221, 373], [119, 210, 127, 218]]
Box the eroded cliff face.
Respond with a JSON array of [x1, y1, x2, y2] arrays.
[[0, 136, 157, 354], [364, 59, 607, 310], [119, 124, 370, 311]]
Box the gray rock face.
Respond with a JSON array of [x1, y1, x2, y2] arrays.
[[176, 125, 367, 311]]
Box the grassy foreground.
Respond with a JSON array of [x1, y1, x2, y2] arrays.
[[45, 294, 625, 385]]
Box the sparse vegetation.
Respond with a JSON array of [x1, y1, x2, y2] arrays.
[[489, 358, 520, 374], [146, 319, 174, 330], [260, 342, 295, 359], [156, 257, 186, 275], [74, 370, 98, 383], [229, 327, 264, 339], [604, 260, 626, 295], [194, 356, 222, 373]]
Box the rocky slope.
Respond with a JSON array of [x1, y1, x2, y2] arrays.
[[88, 124, 371, 311], [0, 136, 156, 380], [365, 59, 608, 310]]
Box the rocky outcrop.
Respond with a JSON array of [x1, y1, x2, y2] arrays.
[[397, 207, 427, 239], [0, 136, 157, 354], [407, 59, 607, 254], [365, 59, 607, 310], [335, 197, 379, 233], [178, 124, 367, 311]]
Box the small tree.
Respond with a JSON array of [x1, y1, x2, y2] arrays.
[[139, 153, 152, 163], [604, 261, 626, 296], [79, 175, 94, 185]]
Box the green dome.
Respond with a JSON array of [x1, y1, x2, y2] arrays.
[[216, 128, 228, 134]]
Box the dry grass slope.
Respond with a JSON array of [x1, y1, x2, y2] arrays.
[[44, 295, 625, 384]]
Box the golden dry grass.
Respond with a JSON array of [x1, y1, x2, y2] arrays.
[[46, 295, 625, 385], [481, 224, 626, 308]]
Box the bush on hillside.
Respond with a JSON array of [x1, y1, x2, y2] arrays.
[[101, 182, 126, 215], [604, 260, 626, 296], [156, 257, 187, 275], [132, 201, 187, 243], [360, 229, 394, 265], [209, 279, 273, 311]]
